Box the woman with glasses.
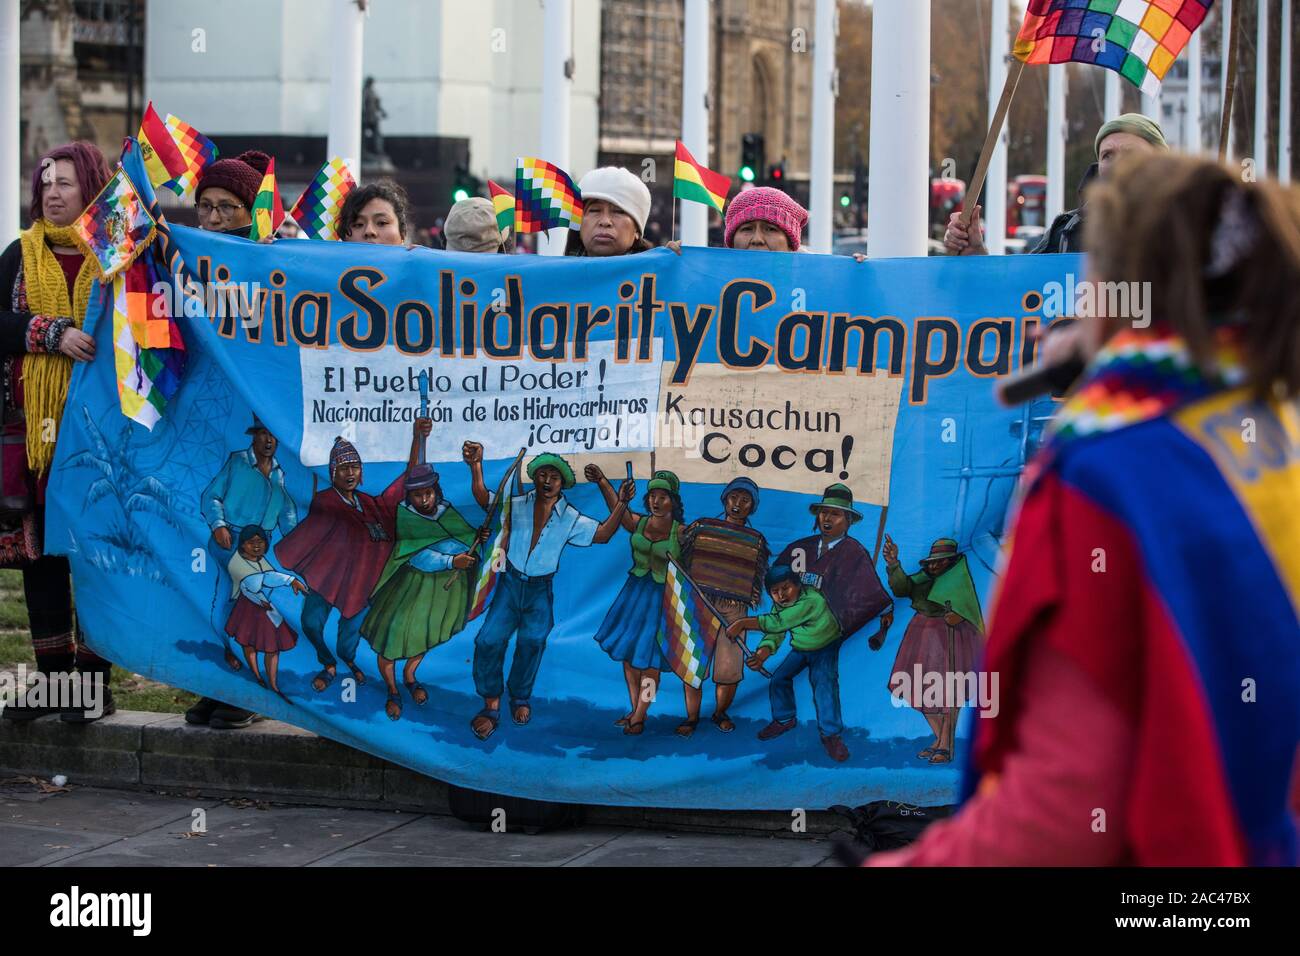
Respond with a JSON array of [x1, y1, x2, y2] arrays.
[[183, 149, 279, 732], [193, 150, 274, 238]]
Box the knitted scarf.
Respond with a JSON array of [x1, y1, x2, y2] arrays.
[[19, 220, 96, 475], [1045, 324, 1247, 448]]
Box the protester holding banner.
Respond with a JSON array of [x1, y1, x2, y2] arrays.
[[565, 167, 654, 257], [0, 142, 115, 723], [584, 465, 684, 736], [872, 154, 1300, 866], [338, 179, 410, 246], [194, 149, 275, 238], [944, 113, 1168, 256], [725, 186, 808, 252], [187, 153, 285, 729]]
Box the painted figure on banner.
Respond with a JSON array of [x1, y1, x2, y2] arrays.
[[275, 418, 430, 693], [360, 461, 488, 721], [462, 443, 634, 741], [584, 465, 685, 736], [730, 562, 850, 762], [200, 416, 297, 672], [775, 483, 894, 651], [882, 535, 986, 766], [676, 477, 770, 737], [223, 525, 307, 697]]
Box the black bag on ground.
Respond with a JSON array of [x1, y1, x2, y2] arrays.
[[829, 800, 954, 857], [447, 784, 585, 833]]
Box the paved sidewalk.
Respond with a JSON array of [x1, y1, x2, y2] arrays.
[[1, 778, 837, 867]]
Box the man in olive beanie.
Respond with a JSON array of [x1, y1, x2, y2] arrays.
[[945, 112, 1168, 256]]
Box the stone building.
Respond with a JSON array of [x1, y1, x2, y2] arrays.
[[598, 0, 816, 242], [18, 0, 144, 221]]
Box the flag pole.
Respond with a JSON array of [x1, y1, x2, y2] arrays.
[[961, 58, 1026, 232], [1219, 0, 1241, 161]]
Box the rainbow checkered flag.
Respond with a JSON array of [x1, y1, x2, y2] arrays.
[[467, 493, 510, 622], [656, 558, 725, 690], [290, 158, 357, 240], [514, 157, 583, 233], [1015, 0, 1213, 96], [161, 113, 218, 199], [111, 254, 187, 430]]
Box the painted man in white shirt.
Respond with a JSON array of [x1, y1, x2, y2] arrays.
[[462, 443, 633, 740]]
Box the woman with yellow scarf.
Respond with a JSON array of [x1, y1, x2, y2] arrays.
[[0, 141, 112, 723]]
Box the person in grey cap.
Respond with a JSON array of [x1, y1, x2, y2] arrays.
[[444, 196, 510, 253], [945, 112, 1169, 256]]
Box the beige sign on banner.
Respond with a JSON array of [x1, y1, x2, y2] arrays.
[[585, 363, 903, 506]]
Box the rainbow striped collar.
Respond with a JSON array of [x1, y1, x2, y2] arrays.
[[1047, 327, 1247, 447]]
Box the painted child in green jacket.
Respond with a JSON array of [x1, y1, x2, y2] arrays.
[[728, 563, 850, 762]]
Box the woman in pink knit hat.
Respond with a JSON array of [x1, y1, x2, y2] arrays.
[[723, 186, 808, 252]]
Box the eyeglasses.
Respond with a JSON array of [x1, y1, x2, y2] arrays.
[[197, 201, 245, 218]]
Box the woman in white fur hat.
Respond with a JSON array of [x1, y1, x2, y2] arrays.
[[566, 166, 656, 257]]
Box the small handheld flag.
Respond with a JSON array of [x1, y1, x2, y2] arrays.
[[161, 113, 218, 199], [487, 180, 514, 234], [73, 165, 157, 280], [289, 158, 357, 240], [673, 140, 729, 215], [514, 157, 583, 234], [137, 102, 189, 190], [1015, 0, 1213, 96], [248, 158, 285, 241]]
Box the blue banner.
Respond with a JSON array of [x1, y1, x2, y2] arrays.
[[48, 207, 1079, 809]]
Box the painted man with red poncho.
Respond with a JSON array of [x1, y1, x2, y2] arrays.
[[275, 419, 430, 692]]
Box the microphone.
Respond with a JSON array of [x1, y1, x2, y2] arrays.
[[995, 355, 1087, 407]]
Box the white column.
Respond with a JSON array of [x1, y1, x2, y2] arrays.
[[1222, 0, 1234, 160], [809, 0, 838, 254], [327, 0, 365, 181], [1254, 0, 1268, 178], [680, 0, 711, 246], [0, 0, 18, 241], [1186, 30, 1203, 153], [1104, 70, 1122, 120], [1046, 65, 1067, 222], [540, 0, 573, 256], [1282, 0, 1293, 183], [866, 0, 930, 259]]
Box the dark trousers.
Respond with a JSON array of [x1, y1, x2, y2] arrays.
[[23, 554, 109, 676]]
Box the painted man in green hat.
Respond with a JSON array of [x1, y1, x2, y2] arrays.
[[776, 482, 893, 651], [462, 442, 634, 740], [882, 534, 985, 765]]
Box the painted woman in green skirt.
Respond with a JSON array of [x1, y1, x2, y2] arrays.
[[361, 462, 487, 720]]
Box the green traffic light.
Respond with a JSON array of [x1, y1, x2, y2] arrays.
[[739, 165, 755, 183], [453, 188, 470, 203], [839, 195, 851, 208]]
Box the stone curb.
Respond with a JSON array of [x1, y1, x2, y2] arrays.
[[0, 710, 845, 836]]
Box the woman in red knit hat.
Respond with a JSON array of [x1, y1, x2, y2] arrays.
[[194, 150, 274, 238]]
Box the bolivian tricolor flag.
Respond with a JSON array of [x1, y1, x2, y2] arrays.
[[488, 180, 514, 234], [673, 140, 729, 215], [249, 158, 285, 241], [137, 102, 188, 190]]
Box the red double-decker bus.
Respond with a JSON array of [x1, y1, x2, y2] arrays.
[[1008, 175, 1048, 236]]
